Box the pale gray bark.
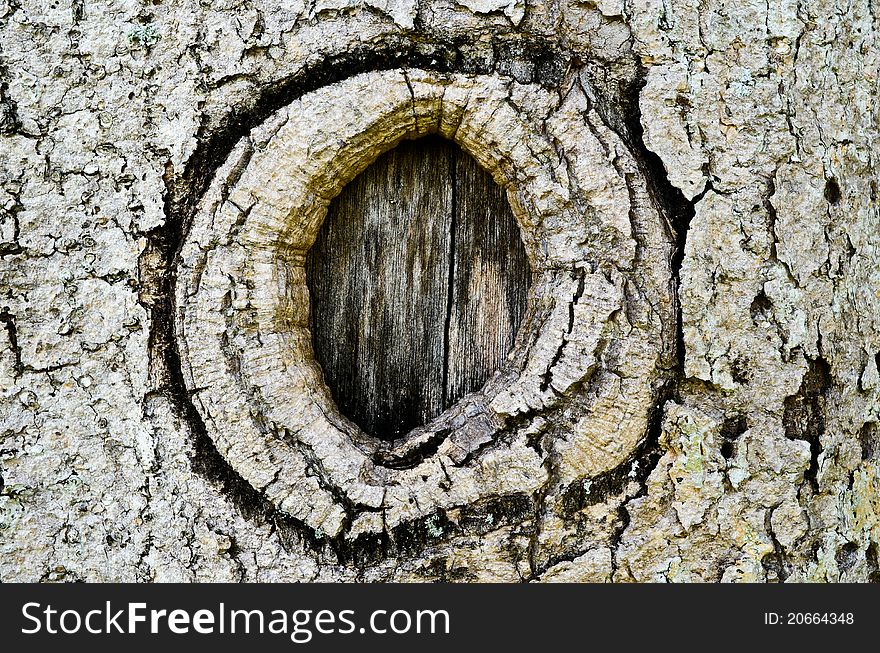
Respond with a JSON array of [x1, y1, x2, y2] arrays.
[[0, 0, 877, 582]]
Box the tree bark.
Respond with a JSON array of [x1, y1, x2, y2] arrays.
[[0, 0, 877, 582]]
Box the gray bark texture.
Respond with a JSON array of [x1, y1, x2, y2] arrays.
[[0, 0, 878, 582]]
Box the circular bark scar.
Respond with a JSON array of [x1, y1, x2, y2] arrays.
[[175, 69, 674, 539]]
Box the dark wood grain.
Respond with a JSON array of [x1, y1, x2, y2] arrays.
[[306, 136, 531, 440]]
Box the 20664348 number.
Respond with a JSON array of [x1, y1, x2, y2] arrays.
[[791, 613, 853, 625]]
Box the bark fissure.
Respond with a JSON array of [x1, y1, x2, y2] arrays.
[[783, 356, 831, 491], [0, 308, 22, 378]]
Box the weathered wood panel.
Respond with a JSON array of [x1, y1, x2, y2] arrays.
[[445, 149, 532, 408], [306, 136, 531, 440]]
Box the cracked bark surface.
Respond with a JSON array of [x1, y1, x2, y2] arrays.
[[0, 0, 878, 582]]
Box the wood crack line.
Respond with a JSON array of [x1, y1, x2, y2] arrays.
[[441, 144, 457, 410]]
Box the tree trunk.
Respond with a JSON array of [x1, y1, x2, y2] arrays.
[[0, 0, 877, 582]]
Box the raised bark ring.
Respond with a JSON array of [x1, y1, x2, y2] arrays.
[[175, 69, 674, 539]]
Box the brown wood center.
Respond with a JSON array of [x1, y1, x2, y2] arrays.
[[306, 136, 531, 440]]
